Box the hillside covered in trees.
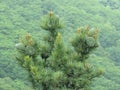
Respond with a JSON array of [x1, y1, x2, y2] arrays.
[[0, 0, 120, 90]]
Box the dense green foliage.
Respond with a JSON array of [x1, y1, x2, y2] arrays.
[[15, 12, 102, 90], [0, 77, 33, 90], [0, 0, 120, 90]]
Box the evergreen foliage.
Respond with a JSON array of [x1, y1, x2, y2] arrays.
[[71, 27, 99, 61], [1, 0, 120, 89], [15, 12, 103, 90]]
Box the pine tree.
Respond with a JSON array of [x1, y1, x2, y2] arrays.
[[15, 11, 103, 90]]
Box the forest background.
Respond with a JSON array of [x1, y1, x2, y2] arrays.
[[0, 0, 120, 90]]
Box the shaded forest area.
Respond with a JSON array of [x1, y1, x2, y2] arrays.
[[0, 0, 120, 90]]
